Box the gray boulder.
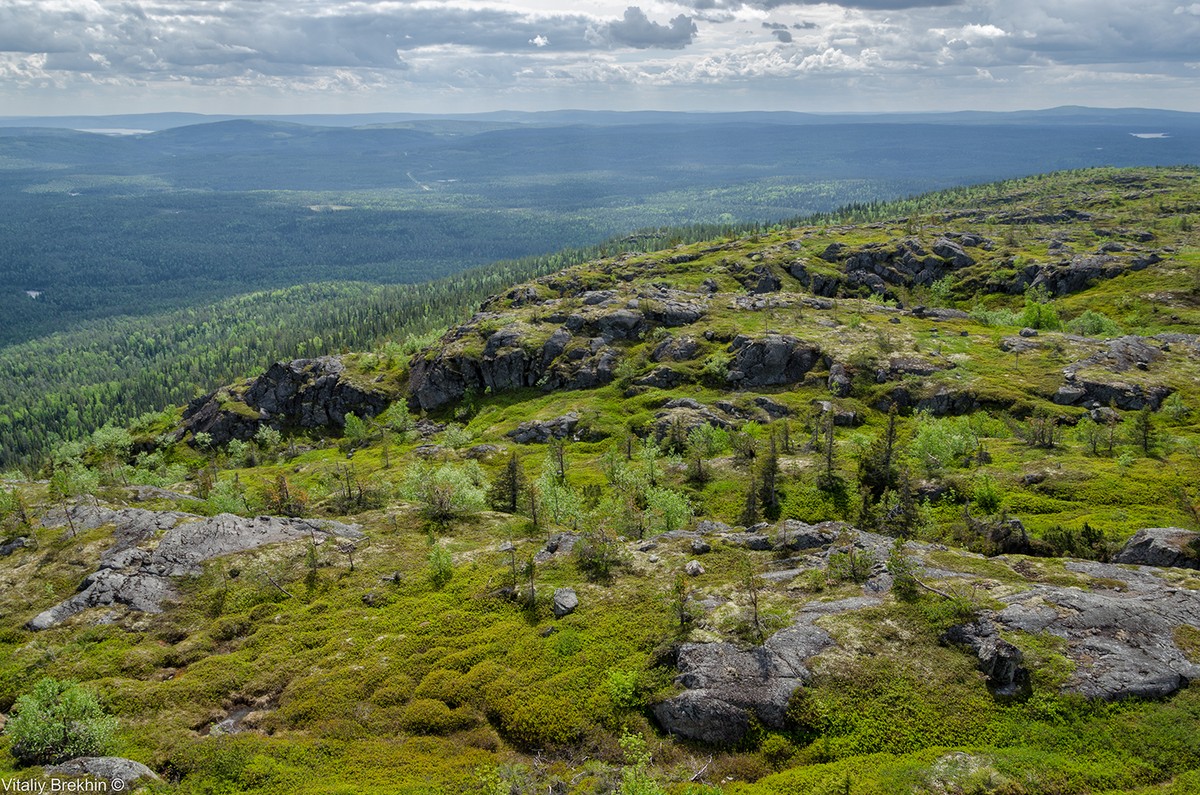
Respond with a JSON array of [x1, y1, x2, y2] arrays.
[[552, 587, 579, 618], [507, 413, 581, 444], [46, 757, 159, 787], [0, 536, 31, 556], [1113, 527, 1200, 569], [654, 620, 834, 744], [774, 520, 841, 551], [932, 237, 975, 268], [827, 362, 852, 397], [651, 334, 700, 363], [654, 597, 879, 744], [634, 367, 687, 390], [738, 264, 782, 294]]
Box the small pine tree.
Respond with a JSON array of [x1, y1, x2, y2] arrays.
[[489, 452, 527, 514], [886, 537, 920, 602], [1131, 405, 1157, 455], [758, 433, 781, 520], [740, 474, 760, 527]]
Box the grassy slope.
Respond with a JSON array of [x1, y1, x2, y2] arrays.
[[3, 167, 1200, 793]]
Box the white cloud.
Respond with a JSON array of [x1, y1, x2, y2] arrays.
[[0, 0, 1197, 114]]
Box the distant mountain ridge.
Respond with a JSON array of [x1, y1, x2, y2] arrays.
[[3, 105, 1199, 132]]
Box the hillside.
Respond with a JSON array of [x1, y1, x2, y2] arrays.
[[3, 167, 1200, 793]]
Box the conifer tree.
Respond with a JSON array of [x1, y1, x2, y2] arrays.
[[489, 452, 527, 514], [758, 432, 781, 520], [740, 473, 760, 527]]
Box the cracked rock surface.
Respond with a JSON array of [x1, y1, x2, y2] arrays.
[[30, 505, 362, 630]]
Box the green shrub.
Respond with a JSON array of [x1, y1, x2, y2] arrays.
[[970, 304, 1021, 327], [403, 461, 489, 525], [973, 474, 1003, 515], [910, 414, 978, 475], [4, 677, 117, 766], [399, 698, 474, 735], [644, 487, 693, 534], [428, 545, 454, 588], [1066, 309, 1121, 337]]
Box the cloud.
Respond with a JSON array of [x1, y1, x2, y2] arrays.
[[0, 0, 1198, 115], [683, 0, 961, 10], [599, 7, 699, 50]]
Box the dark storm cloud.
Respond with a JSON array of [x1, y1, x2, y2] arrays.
[[771, 29, 793, 42], [600, 7, 698, 50]]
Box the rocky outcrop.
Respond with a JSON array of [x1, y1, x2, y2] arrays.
[[180, 357, 389, 445], [786, 260, 843, 297], [1113, 527, 1200, 569], [1026, 253, 1159, 297], [651, 399, 737, 441], [30, 506, 362, 630], [726, 334, 822, 387], [1056, 378, 1171, 411], [993, 561, 1200, 700], [1054, 336, 1173, 410], [410, 290, 708, 412], [941, 620, 1029, 697], [734, 263, 782, 294], [654, 605, 842, 744], [651, 334, 700, 363], [634, 366, 687, 390], [810, 237, 977, 296], [508, 413, 581, 444], [46, 757, 159, 788]]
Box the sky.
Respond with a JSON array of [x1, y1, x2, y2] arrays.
[[1, 0, 1198, 116]]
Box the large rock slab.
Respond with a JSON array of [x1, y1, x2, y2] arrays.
[[992, 561, 1200, 700], [654, 597, 878, 744], [30, 507, 362, 630], [726, 334, 822, 387]]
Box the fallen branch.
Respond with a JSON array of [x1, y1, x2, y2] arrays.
[[914, 575, 956, 601], [262, 572, 294, 599], [690, 755, 713, 782]]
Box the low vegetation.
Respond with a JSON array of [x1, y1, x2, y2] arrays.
[[3, 167, 1200, 793]]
